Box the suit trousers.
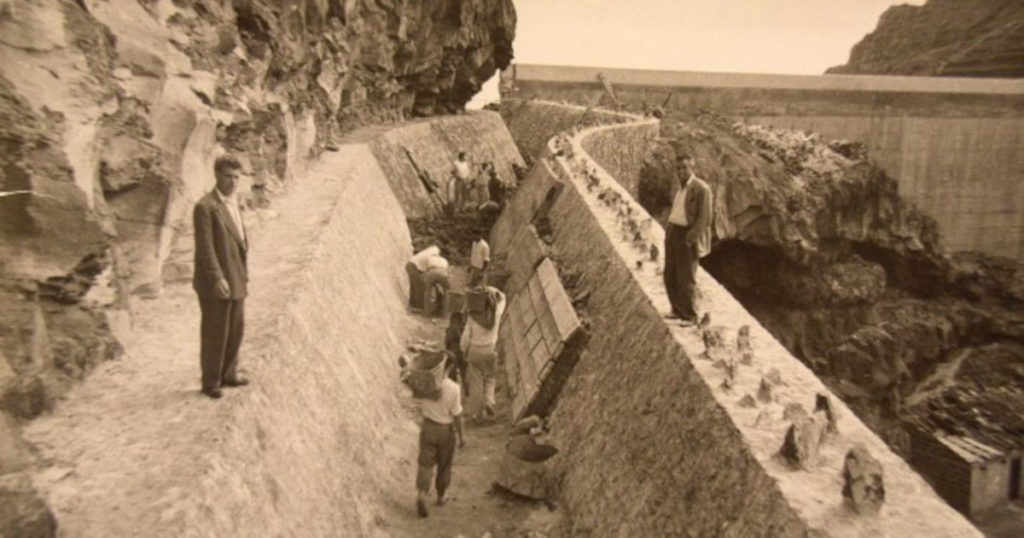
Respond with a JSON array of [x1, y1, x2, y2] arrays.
[[198, 296, 245, 391], [663, 223, 699, 321]]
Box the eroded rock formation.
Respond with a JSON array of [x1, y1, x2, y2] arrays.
[[827, 0, 1024, 78], [640, 114, 1023, 455], [1, 0, 514, 531], [0, 0, 514, 418]]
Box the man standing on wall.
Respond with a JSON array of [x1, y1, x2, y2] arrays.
[[193, 155, 251, 399], [662, 145, 712, 327]]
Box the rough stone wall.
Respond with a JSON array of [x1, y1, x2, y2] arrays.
[[497, 99, 636, 162], [351, 111, 524, 218], [578, 120, 658, 197], [501, 65, 1024, 259], [173, 145, 415, 536], [492, 110, 981, 536], [0, 0, 513, 428]]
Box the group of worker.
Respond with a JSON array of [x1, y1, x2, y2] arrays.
[[402, 141, 713, 518], [445, 151, 506, 217]]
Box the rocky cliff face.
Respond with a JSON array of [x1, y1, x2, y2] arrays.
[[0, 0, 513, 418], [641, 114, 1023, 455], [0, 1, 513, 531], [827, 0, 1024, 78]]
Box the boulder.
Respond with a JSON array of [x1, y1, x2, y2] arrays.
[[778, 414, 825, 470]]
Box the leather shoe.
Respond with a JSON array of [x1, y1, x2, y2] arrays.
[[202, 387, 223, 399], [222, 377, 249, 387]]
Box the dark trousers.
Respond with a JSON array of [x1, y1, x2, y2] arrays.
[[416, 420, 455, 495], [406, 262, 424, 310], [664, 223, 699, 321], [198, 296, 245, 391]]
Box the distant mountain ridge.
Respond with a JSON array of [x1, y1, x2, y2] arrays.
[[827, 0, 1024, 78]]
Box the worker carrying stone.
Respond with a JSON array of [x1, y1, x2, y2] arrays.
[[469, 235, 490, 287], [399, 348, 465, 518], [406, 245, 451, 316], [460, 284, 506, 423]]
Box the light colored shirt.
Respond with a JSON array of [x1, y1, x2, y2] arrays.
[[418, 378, 462, 424], [461, 287, 506, 351], [424, 255, 449, 272], [216, 188, 245, 243], [667, 175, 696, 227], [470, 239, 490, 270], [410, 246, 440, 271], [453, 159, 471, 180]]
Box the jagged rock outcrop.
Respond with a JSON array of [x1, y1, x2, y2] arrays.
[[640, 114, 1023, 455], [0, 0, 514, 416], [827, 0, 1024, 78], [0, 0, 514, 530]]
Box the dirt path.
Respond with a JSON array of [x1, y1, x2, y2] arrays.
[[382, 318, 556, 538], [22, 149, 552, 537]]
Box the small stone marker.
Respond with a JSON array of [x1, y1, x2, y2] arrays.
[[766, 367, 783, 386], [738, 394, 757, 408], [814, 393, 841, 436], [783, 402, 807, 421], [701, 326, 725, 359], [842, 444, 885, 514], [736, 325, 751, 350], [778, 414, 825, 470], [757, 377, 773, 403]]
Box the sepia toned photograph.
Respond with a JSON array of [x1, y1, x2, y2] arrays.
[[0, 0, 1021, 536]]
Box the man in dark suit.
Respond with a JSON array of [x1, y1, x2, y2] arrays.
[[193, 155, 250, 399], [663, 145, 713, 326]]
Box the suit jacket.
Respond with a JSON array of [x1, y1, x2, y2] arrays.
[[192, 190, 248, 299], [682, 176, 713, 258]]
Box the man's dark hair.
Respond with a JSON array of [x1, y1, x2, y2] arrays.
[[214, 155, 242, 178]]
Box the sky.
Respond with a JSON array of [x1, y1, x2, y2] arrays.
[[468, 0, 925, 107]]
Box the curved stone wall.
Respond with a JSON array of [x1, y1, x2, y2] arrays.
[[492, 108, 980, 536]]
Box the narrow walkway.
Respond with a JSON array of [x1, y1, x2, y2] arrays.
[[23, 148, 551, 537], [383, 318, 554, 538]]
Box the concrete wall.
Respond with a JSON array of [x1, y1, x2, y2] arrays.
[[501, 64, 1024, 260], [492, 107, 980, 536]]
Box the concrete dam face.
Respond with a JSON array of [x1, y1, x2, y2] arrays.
[[501, 64, 1024, 261]]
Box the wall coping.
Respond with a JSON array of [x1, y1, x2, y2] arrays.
[[543, 108, 980, 536], [504, 63, 1024, 96]]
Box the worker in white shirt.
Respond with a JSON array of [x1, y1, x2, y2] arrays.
[[460, 285, 506, 422], [406, 246, 451, 315], [412, 360, 464, 518], [469, 236, 490, 287], [452, 151, 473, 211]]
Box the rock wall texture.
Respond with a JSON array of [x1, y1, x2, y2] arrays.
[[500, 64, 1024, 260], [497, 99, 637, 163], [578, 117, 658, 197], [0, 0, 513, 434], [827, 0, 1024, 78], [491, 112, 980, 536], [16, 111, 525, 536], [346, 111, 524, 218]]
